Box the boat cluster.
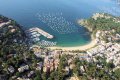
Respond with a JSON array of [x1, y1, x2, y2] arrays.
[[26, 30, 41, 42], [38, 40, 57, 47], [36, 12, 78, 34], [26, 27, 57, 47]]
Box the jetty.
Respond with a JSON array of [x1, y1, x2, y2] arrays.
[[25, 27, 56, 46], [28, 27, 54, 39]]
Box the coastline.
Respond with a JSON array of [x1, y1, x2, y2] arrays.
[[48, 39, 96, 51], [48, 19, 97, 51]]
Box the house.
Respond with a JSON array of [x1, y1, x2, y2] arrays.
[[18, 65, 29, 72], [0, 75, 7, 80], [36, 62, 43, 71], [10, 29, 16, 33], [54, 59, 59, 70], [65, 66, 70, 75], [27, 71, 35, 78], [0, 20, 11, 28], [8, 66, 15, 73], [17, 77, 30, 80]]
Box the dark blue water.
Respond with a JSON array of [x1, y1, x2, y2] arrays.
[[0, 0, 120, 47]]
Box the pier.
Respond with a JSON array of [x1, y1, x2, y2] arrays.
[[28, 27, 54, 39], [26, 27, 56, 46]]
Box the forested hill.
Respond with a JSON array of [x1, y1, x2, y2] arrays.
[[0, 15, 31, 80], [80, 13, 120, 34], [79, 13, 120, 43], [0, 15, 27, 50]]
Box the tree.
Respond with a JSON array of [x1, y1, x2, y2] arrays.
[[49, 71, 55, 80], [34, 75, 41, 80], [42, 72, 47, 80], [106, 62, 115, 69], [34, 71, 42, 80], [114, 68, 120, 80], [73, 58, 81, 76], [16, 72, 20, 77]]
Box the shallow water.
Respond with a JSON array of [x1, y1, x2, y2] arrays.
[[0, 0, 120, 47]]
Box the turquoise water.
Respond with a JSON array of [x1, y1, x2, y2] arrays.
[[0, 0, 120, 47]]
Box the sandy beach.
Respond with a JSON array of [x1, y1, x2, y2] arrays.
[[48, 39, 96, 51], [47, 20, 96, 51]]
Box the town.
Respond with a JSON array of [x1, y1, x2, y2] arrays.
[[0, 13, 120, 80]]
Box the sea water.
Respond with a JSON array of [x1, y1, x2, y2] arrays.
[[0, 0, 120, 47]]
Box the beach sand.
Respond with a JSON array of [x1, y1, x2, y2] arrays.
[[48, 39, 96, 51], [48, 19, 96, 51]]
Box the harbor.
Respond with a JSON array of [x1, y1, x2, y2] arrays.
[[1, 0, 119, 47], [28, 27, 54, 39], [26, 27, 56, 47]]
